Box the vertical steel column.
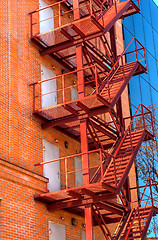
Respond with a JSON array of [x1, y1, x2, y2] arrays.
[[80, 119, 93, 240], [110, 26, 117, 61], [80, 119, 89, 184], [73, 0, 93, 239]]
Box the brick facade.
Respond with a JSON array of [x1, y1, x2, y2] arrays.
[[0, 0, 138, 239]]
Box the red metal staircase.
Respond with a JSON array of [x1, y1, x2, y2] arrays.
[[98, 37, 147, 108], [30, 37, 147, 135], [29, 0, 157, 239], [34, 105, 155, 233], [98, 105, 154, 191], [30, 0, 140, 68], [113, 178, 158, 240]]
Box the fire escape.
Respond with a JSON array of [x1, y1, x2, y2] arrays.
[[29, 0, 158, 239]]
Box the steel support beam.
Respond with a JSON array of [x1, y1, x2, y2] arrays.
[[90, 120, 117, 140], [80, 118, 93, 240], [46, 193, 122, 211], [86, 51, 109, 72], [96, 202, 123, 216], [42, 105, 110, 129], [37, 0, 134, 57], [60, 28, 74, 41], [84, 42, 112, 69], [40, 32, 103, 56], [85, 204, 94, 240], [74, 0, 94, 236], [49, 53, 75, 72], [42, 115, 78, 129], [67, 190, 83, 199]]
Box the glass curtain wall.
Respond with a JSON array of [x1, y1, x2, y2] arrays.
[[123, 0, 158, 237]]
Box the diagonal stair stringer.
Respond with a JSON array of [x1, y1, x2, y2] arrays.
[[141, 208, 155, 240], [110, 62, 140, 108], [117, 130, 147, 192], [101, 0, 140, 35]]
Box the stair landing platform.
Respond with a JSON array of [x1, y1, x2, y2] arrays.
[[34, 181, 118, 205]]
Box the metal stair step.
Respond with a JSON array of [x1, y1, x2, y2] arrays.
[[123, 135, 143, 143], [107, 161, 129, 170], [106, 161, 129, 171], [105, 169, 127, 177], [128, 236, 142, 239], [104, 173, 123, 181]]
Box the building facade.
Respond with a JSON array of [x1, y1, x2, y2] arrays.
[[123, 0, 158, 237], [0, 0, 157, 239], [123, 0, 158, 112]]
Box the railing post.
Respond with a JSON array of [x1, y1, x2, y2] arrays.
[[33, 84, 36, 112], [100, 149, 104, 181], [59, 2, 61, 27], [95, 66, 98, 94], [141, 105, 146, 130], [151, 112, 155, 136], [149, 179, 154, 207], [62, 75, 65, 104], [135, 38, 138, 62], [65, 158, 68, 189], [129, 126, 133, 154], [121, 57, 125, 81], [113, 157, 117, 188], [90, 0, 93, 16]]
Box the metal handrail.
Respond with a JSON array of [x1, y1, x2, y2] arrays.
[[30, 0, 140, 39], [35, 148, 115, 189], [108, 37, 146, 81], [30, 38, 147, 112], [120, 104, 153, 146], [118, 105, 153, 159], [109, 0, 140, 14], [102, 104, 154, 189], [124, 178, 158, 239], [30, 64, 102, 112], [30, 64, 96, 85], [29, 0, 108, 37], [97, 37, 147, 103]]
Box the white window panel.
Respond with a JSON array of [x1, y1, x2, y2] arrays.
[[41, 64, 57, 108], [75, 156, 83, 187], [43, 140, 60, 192], [39, 0, 54, 34], [49, 222, 66, 240]]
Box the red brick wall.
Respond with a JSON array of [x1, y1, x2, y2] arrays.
[[0, 159, 90, 240], [0, 0, 138, 239], [0, 0, 81, 174]]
